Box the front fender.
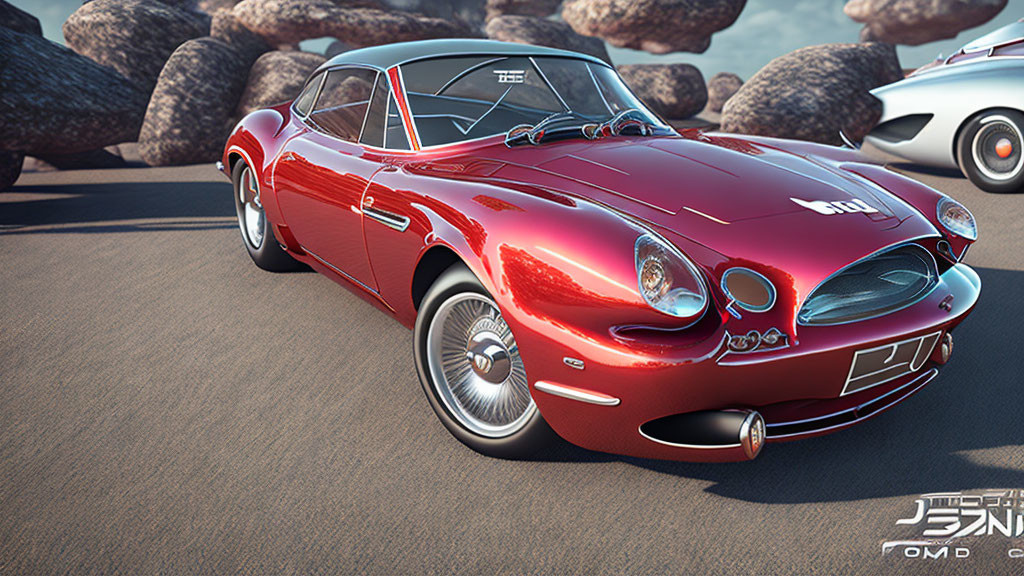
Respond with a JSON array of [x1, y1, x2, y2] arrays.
[[364, 167, 722, 349]]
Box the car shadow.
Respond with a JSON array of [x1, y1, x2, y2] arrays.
[[538, 266, 1024, 503], [0, 182, 237, 235], [887, 162, 966, 180]]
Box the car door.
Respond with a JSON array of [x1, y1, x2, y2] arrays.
[[273, 66, 382, 291]]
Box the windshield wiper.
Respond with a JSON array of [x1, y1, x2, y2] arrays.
[[504, 111, 594, 147], [505, 109, 663, 147], [587, 109, 659, 140]]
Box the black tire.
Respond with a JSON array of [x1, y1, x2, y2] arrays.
[[232, 160, 303, 271], [413, 263, 558, 459], [957, 109, 1024, 193]]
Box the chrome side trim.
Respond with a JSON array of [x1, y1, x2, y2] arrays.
[[766, 368, 939, 439], [357, 70, 381, 144], [363, 206, 410, 232], [534, 381, 620, 406], [303, 247, 379, 295]]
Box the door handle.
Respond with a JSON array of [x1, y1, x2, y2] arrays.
[[380, 165, 398, 173], [363, 206, 410, 232]]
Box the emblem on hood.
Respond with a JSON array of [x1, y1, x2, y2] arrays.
[[790, 197, 879, 215]]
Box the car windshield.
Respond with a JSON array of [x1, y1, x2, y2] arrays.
[[398, 55, 670, 147], [959, 19, 1024, 53]]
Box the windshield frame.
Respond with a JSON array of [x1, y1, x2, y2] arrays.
[[392, 54, 670, 150]]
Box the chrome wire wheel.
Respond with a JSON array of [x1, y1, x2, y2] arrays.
[[971, 115, 1023, 182], [238, 166, 265, 249], [425, 292, 535, 438]]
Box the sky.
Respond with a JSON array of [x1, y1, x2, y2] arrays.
[[9, 0, 1023, 79]]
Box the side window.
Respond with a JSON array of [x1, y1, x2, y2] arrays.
[[385, 93, 411, 150], [360, 74, 389, 148], [308, 68, 377, 142], [293, 72, 323, 117]]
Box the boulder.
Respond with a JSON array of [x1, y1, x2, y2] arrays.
[[63, 0, 210, 91], [618, 63, 706, 119], [0, 27, 150, 155], [562, 0, 746, 54], [236, 51, 327, 116], [845, 0, 1008, 45], [232, 0, 478, 47], [485, 15, 610, 63], [1, 0, 42, 35], [198, 0, 242, 12], [720, 43, 903, 145], [210, 7, 270, 64], [485, 0, 561, 20], [1, 151, 24, 191], [383, 0, 486, 24], [707, 71, 742, 113], [139, 37, 250, 165]]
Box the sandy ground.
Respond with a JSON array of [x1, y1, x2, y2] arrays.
[[1, 141, 1022, 575]]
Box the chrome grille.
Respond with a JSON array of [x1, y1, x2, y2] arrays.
[[798, 244, 939, 326]]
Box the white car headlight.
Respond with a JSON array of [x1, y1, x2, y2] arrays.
[[936, 197, 977, 241], [634, 233, 708, 320]]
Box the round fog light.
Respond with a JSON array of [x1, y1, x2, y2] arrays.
[[739, 411, 765, 460], [721, 268, 776, 313], [933, 333, 953, 365]]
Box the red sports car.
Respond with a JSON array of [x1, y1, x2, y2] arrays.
[[220, 39, 980, 462]]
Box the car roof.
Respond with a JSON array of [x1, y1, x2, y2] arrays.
[[960, 19, 1024, 52], [316, 38, 610, 73]]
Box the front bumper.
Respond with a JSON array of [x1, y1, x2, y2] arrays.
[[521, 263, 981, 462]]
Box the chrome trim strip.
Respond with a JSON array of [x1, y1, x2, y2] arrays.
[[357, 70, 381, 144], [680, 206, 730, 225], [534, 381, 620, 406], [585, 62, 614, 115], [564, 153, 629, 175], [303, 247, 379, 294], [766, 368, 938, 439], [528, 56, 570, 111], [363, 206, 410, 232]]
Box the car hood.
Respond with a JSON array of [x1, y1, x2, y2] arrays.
[[417, 134, 940, 298]]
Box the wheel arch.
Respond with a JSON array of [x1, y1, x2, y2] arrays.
[[411, 244, 467, 311], [227, 151, 246, 173]]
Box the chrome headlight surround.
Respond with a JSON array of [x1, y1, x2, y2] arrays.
[[936, 196, 977, 241], [634, 232, 708, 322]]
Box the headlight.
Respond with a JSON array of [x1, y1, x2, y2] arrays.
[[634, 233, 708, 320], [936, 197, 977, 240]]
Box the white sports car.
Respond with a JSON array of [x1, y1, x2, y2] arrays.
[[865, 20, 1024, 193]]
